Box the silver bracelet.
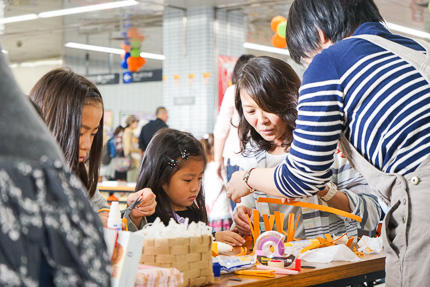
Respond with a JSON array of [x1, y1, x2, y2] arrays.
[[320, 182, 337, 202]]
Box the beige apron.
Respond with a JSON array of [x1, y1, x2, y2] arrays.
[[339, 133, 430, 286]]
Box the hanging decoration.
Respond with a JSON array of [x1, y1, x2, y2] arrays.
[[270, 16, 287, 49], [121, 27, 146, 72]]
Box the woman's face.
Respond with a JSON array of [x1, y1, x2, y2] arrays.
[[240, 89, 287, 145], [79, 102, 103, 163]]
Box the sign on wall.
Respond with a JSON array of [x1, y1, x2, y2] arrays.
[[122, 69, 162, 84], [87, 73, 120, 85]]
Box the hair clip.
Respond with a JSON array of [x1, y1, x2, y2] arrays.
[[168, 159, 178, 168], [181, 150, 190, 160]]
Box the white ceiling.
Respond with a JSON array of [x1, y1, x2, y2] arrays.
[[0, 0, 429, 65]]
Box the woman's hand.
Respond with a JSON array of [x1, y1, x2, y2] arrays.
[[127, 188, 156, 225], [214, 231, 245, 247], [226, 170, 251, 203], [232, 205, 253, 236]]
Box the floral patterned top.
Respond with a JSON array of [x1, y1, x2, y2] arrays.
[[0, 157, 110, 286]]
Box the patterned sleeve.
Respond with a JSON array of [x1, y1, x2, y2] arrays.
[[274, 52, 343, 198], [331, 153, 382, 232], [0, 158, 110, 286]]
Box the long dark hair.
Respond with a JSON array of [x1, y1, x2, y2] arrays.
[[231, 54, 255, 85], [136, 128, 208, 225], [286, 0, 383, 64], [29, 68, 104, 198], [235, 56, 301, 154]]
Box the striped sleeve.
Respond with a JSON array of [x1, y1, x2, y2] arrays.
[[274, 54, 344, 197]]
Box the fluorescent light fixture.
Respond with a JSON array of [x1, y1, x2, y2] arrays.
[[65, 42, 123, 55], [386, 22, 430, 41], [39, 0, 138, 18], [0, 13, 38, 24], [243, 42, 290, 56], [1, 49, 8, 54], [9, 58, 63, 68], [65, 42, 165, 61], [140, 52, 165, 60]]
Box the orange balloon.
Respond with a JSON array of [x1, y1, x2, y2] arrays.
[[272, 33, 287, 49], [127, 57, 139, 72], [271, 16, 286, 33]]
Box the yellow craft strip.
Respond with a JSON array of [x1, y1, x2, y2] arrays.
[[293, 214, 301, 237], [257, 197, 362, 222], [246, 214, 257, 241], [287, 213, 295, 242], [269, 215, 276, 231], [253, 209, 260, 238], [263, 214, 272, 231], [301, 239, 320, 253], [274, 211, 282, 233]]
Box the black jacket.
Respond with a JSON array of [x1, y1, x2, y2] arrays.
[[138, 118, 168, 151]]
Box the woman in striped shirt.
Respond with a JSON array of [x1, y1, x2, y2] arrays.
[[231, 56, 381, 239], [226, 1, 430, 286]]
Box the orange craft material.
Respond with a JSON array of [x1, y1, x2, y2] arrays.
[[262, 214, 276, 232], [270, 15, 287, 32], [257, 197, 362, 222], [286, 213, 295, 242], [272, 33, 287, 49]]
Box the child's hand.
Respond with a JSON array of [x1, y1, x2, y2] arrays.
[[233, 205, 253, 236], [127, 188, 157, 220], [215, 231, 245, 247]]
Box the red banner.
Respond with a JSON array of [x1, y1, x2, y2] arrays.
[[218, 55, 237, 110]]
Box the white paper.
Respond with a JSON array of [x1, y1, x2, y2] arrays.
[[300, 244, 361, 263], [357, 236, 383, 254]]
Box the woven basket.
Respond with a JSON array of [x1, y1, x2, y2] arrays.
[[140, 235, 214, 286]]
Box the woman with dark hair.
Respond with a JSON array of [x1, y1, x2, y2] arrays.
[[30, 68, 155, 230], [227, 1, 430, 285], [134, 128, 244, 246], [0, 51, 109, 284], [232, 56, 381, 238]]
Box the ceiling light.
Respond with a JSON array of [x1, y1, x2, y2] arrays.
[[0, 13, 38, 24], [39, 0, 138, 18], [386, 22, 430, 41], [140, 52, 165, 60], [243, 42, 290, 56], [65, 42, 123, 55], [1, 49, 8, 54], [65, 42, 165, 61]]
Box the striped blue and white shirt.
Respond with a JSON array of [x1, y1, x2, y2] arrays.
[[275, 22, 430, 198]]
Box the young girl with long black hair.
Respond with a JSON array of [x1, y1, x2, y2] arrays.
[[134, 128, 244, 246]]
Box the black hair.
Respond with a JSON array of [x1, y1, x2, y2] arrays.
[[286, 0, 384, 64], [136, 128, 208, 225], [231, 54, 255, 85], [30, 68, 103, 198], [235, 56, 301, 153]]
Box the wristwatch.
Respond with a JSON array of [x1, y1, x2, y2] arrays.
[[320, 182, 337, 202], [242, 168, 256, 193]]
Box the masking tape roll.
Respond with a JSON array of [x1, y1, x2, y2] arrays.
[[268, 260, 284, 268]]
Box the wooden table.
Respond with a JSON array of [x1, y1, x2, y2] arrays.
[[211, 252, 385, 287], [97, 182, 136, 192]]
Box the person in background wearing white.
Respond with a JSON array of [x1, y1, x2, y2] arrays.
[[200, 134, 233, 232], [213, 54, 254, 209]]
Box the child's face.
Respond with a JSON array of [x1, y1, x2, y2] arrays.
[[79, 102, 102, 163], [162, 156, 205, 211]]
